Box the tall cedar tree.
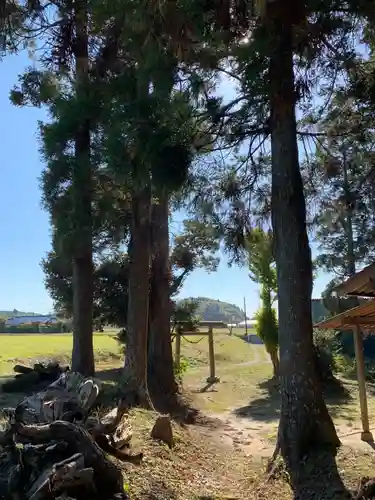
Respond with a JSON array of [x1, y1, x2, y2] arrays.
[[184, 0, 355, 495], [71, 0, 94, 376], [263, 2, 351, 496], [9, 0, 137, 376], [148, 195, 179, 409], [305, 95, 375, 283]]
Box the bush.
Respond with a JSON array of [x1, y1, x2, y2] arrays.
[[313, 329, 339, 383], [333, 353, 356, 378], [5, 324, 40, 334], [255, 306, 278, 348], [173, 356, 189, 383], [39, 323, 63, 334], [255, 305, 279, 376], [115, 328, 127, 353]]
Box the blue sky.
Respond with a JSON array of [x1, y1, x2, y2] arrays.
[[0, 52, 331, 316]]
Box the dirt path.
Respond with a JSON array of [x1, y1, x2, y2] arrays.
[[189, 345, 375, 458], [233, 344, 270, 367], [188, 344, 270, 375], [197, 412, 275, 459]]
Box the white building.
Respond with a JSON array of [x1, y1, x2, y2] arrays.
[[5, 315, 59, 326], [237, 319, 258, 327]]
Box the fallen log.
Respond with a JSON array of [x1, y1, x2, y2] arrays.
[[14, 365, 34, 374], [0, 372, 141, 499], [3, 362, 69, 394]]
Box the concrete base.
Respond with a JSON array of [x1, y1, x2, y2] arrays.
[[361, 431, 374, 442], [206, 376, 220, 384]]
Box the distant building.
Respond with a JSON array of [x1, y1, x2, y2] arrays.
[[237, 319, 257, 327], [5, 315, 59, 327], [311, 299, 330, 324]]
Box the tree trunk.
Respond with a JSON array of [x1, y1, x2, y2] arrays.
[[268, 347, 279, 378], [268, 2, 349, 497], [148, 195, 178, 411], [71, 0, 94, 376], [123, 183, 153, 409], [342, 150, 356, 277]]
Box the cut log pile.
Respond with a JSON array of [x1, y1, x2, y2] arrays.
[[0, 371, 142, 500], [2, 362, 69, 394]]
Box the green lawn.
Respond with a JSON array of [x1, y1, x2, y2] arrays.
[[175, 329, 259, 368], [0, 331, 122, 374], [0, 328, 261, 377]]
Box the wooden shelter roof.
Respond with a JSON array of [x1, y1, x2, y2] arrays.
[[314, 299, 375, 330], [334, 263, 375, 298]]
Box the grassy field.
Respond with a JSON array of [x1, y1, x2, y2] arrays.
[[0, 331, 122, 374], [0, 328, 256, 375]]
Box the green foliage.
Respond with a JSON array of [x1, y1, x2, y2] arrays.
[[246, 228, 278, 355], [115, 328, 127, 354], [314, 329, 339, 373], [42, 249, 129, 327], [172, 300, 200, 332], [171, 220, 220, 273], [177, 297, 246, 324], [173, 356, 189, 382], [255, 305, 278, 351], [5, 324, 40, 334], [305, 94, 375, 280], [246, 228, 276, 294]]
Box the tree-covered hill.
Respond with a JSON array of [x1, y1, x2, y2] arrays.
[[178, 297, 247, 324], [0, 310, 41, 319]]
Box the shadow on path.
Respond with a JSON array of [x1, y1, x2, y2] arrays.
[[233, 377, 352, 424], [234, 378, 280, 422]]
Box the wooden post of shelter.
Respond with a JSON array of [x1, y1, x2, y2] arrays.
[[314, 296, 375, 443], [353, 322, 373, 442], [313, 263, 375, 443]]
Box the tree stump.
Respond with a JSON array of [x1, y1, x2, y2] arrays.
[[151, 415, 174, 448]]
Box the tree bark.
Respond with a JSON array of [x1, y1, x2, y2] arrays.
[[148, 195, 178, 410], [342, 150, 356, 277], [268, 2, 349, 497], [123, 183, 153, 408], [71, 0, 94, 376]]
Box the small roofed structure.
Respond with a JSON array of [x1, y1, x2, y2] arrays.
[[315, 278, 375, 442], [334, 262, 375, 298]]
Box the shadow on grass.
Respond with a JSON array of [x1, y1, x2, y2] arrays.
[[234, 378, 280, 422], [233, 377, 352, 423], [95, 367, 203, 425]]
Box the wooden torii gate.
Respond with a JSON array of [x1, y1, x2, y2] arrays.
[[315, 262, 375, 442]]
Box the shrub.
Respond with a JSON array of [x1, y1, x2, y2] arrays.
[[255, 305, 279, 376], [115, 328, 127, 353], [173, 356, 189, 383], [255, 306, 278, 348], [313, 329, 345, 388]]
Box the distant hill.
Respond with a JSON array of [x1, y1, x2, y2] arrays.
[[178, 297, 247, 324], [0, 310, 41, 319]]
